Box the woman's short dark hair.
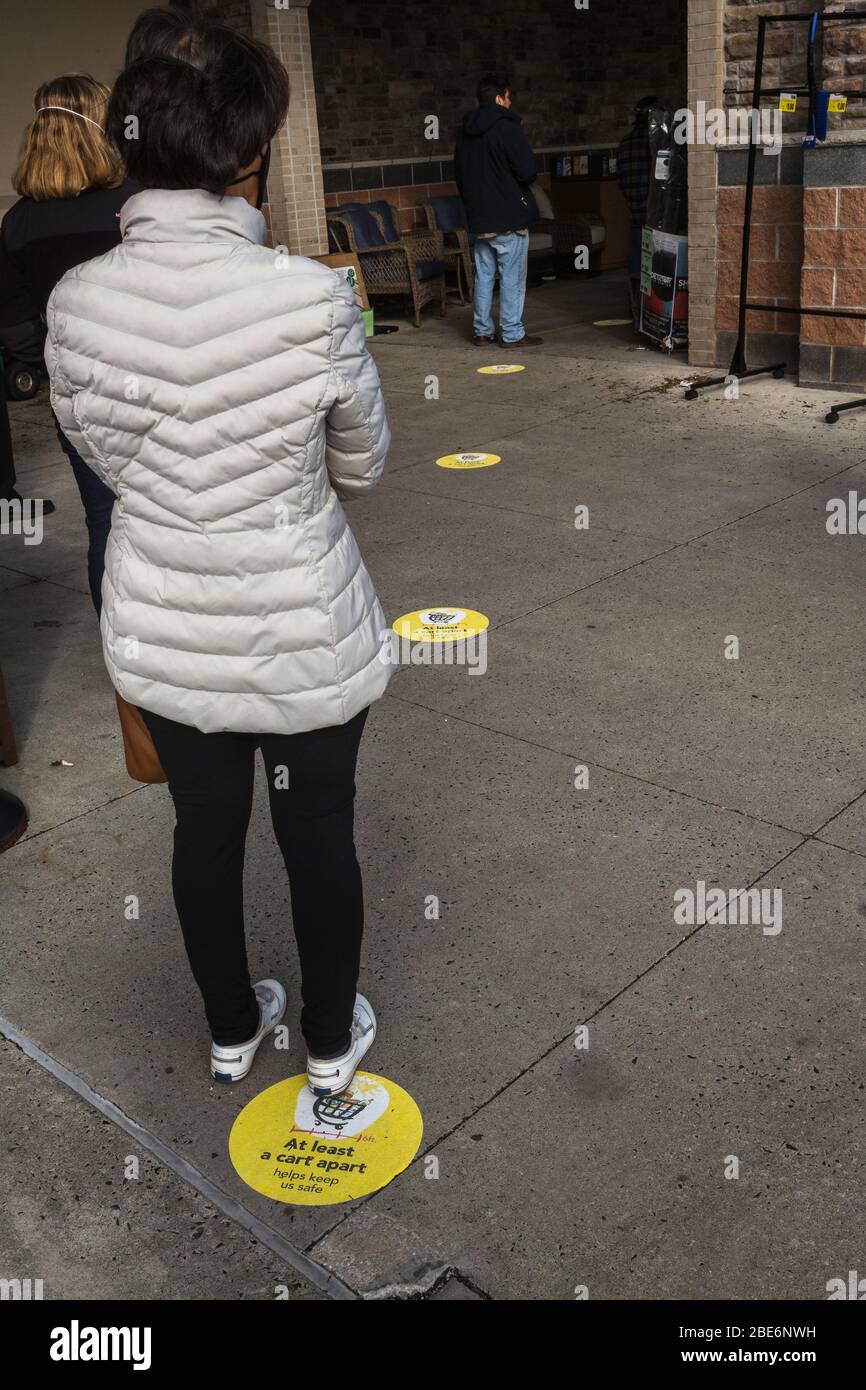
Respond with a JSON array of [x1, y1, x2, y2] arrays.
[[106, 7, 289, 193]]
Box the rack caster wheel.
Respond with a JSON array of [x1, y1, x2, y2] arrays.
[[772, 367, 785, 379], [684, 389, 698, 400], [826, 410, 839, 424]]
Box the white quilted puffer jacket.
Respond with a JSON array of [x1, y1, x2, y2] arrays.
[[45, 188, 392, 735]]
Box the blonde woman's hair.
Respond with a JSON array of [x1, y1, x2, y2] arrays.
[[13, 74, 123, 200]]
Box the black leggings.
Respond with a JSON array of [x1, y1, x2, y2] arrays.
[[139, 705, 369, 1055]]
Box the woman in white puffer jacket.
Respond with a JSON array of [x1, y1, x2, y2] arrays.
[[45, 7, 391, 1098]]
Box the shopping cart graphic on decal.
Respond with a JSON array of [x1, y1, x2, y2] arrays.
[[313, 1092, 368, 1129], [293, 1074, 391, 1138]]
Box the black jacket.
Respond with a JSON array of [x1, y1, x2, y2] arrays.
[[454, 105, 538, 235], [0, 178, 139, 331]]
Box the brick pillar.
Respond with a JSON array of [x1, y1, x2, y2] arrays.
[[800, 150, 866, 391], [715, 152, 803, 370], [687, 0, 726, 366], [250, 0, 327, 256]]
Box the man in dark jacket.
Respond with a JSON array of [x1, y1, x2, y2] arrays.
[[616, 96, 656, 328], [455, 76, 543, 348]]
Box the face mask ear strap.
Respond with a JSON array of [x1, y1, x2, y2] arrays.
[[225, 143, 272, 209], [35, 106, 105, 132]]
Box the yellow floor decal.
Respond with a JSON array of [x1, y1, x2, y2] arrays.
[[477, 364, 525, 375], [392, 607, 490, 642], [436, 450, 501, 469], [229, 1071, 423, 1206], [593, 318, 632, 327]]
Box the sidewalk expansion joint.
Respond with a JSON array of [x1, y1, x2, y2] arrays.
[[0, 1013, 359, 1302]]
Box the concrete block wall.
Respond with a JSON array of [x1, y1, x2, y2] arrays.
[[309, 0, 686, 164]]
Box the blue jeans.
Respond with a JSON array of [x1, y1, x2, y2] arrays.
[[472, 232, 529, 342], [55, 424, 115, 615]]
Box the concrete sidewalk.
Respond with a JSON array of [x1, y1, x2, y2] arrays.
[[2, 273, 865, 1300]]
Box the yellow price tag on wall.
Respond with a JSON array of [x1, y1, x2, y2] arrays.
[[779, 93, 797, 113], [828, 94, 848, 114]]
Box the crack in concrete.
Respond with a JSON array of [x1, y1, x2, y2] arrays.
[[0, 1015, 359, 1302]]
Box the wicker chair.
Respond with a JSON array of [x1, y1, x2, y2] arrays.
[[326, 202, 446, 326], [423, 196, 474, 303]]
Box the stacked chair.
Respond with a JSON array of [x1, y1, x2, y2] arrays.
[[326, 201, 446, 326], [423, 196, 474, 303]]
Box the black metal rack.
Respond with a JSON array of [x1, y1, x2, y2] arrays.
[[684, 9, 866, 423]]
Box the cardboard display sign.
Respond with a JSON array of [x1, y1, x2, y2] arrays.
[[640, 229, 688, 348], [312, 252, 370, 310]]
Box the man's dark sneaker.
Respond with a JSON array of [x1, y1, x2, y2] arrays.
[[472, 334, 496, 345], [0, 789, 28, 853], [500, 334, 543, 348]]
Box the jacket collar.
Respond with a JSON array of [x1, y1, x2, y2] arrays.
[[120, 188, 266, 245]]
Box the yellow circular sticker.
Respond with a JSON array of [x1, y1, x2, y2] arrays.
[[229, 1071, 423, 1206], [436, 450, 501, 469], [477, 364, 525, 375], [392, 607, 490, 642]]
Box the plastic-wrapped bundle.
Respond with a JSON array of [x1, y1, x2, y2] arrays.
[[645, 108, 688, 234]]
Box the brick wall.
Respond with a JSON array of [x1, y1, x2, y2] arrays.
[[310, 0, 686, 165], [711, 7, 866, 384], [800, 149, 866, 387], [324, 176, 458, 236], [688, 0, 726, 366], [714, 144, 866, 389], [171, 1, 327, 255], [251, 0, 327, 256], [725, 1, 866, 128], [323, 169, 553, 236], [716, 164, 803, 366]]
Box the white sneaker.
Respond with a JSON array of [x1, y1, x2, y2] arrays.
[[306, 993, 377, 1098], [210, 978, 286, 1083]]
